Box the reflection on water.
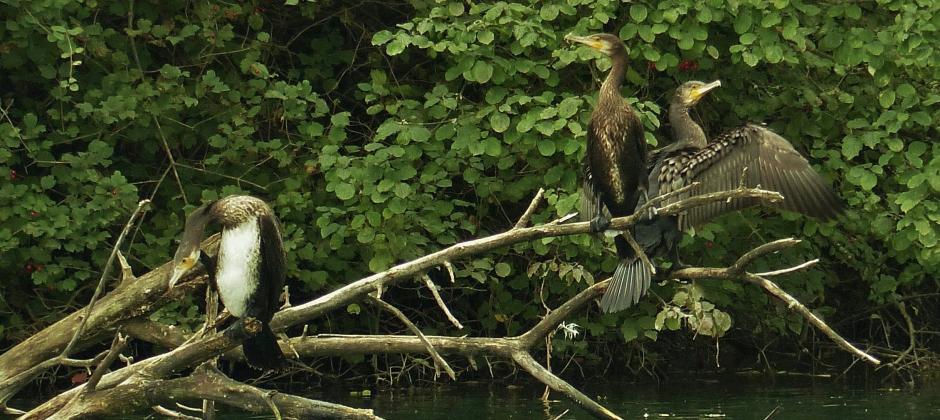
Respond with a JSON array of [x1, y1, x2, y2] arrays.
[[332, 377, 940, 419], [14, 375, 940, 418]]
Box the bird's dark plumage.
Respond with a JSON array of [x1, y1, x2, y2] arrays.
[[600, 80, 844, 312], [566, 33, 649, 313], [169, 195, 287, 370]]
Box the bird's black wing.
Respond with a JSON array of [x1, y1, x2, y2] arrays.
[[660, 124, 843, 230], [257, 213, 287, 322], [580, 155, 610, 223]]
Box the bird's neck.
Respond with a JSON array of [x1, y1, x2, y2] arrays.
[[599, 52, 628, 103], [669, 103, 707, 149]]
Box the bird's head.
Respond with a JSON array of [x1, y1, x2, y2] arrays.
[[564, 33, 627, 57], [168, 248, 200, 288], [167, 203, 213, 288], [674, 80, 721, 107]]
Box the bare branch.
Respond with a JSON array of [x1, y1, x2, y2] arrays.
[[673, 244, 881, 367], [621, 231, 656, 275], [887, 302, 918, 368], [443, 261, 456, 283], [743, 273, 880, 365], [152, 405, 201, 420], [65, 199, 150, 358], [512, 351, 621, 420], [755, 259, 819, 277], [514, 188, 545, 229], [422, 275, 464, 330], [656, 187, 783, 216], [368, 296, 456, 380], [116, 250, 136, 286], [84, 332, 128, 393], [272, 187, 782, 332], [729, 237, 800, 273]]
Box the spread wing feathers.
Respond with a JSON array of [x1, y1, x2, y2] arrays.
[[256, 213, 287, 321], [599, 257, 652, 313], [580, 156, 610, 223], [659, 125, 843, 231]]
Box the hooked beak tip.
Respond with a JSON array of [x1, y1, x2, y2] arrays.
[[168, 269, 184, 289]]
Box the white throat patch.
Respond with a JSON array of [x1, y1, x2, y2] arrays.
[[216, 218, 261, 317]]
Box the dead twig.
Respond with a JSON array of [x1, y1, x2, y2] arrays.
[[514, 188, 545, 229], [152, 405, 201, 420], [367, 296, 456, 380], [422, 275, 464, 330], [755, 259, 819, 277], [83, 332, 129, 393], [674, 239, 881, 366], [65, 199, 150, 358]]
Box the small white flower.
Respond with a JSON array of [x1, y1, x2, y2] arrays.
[[556, 322, 581, 340]]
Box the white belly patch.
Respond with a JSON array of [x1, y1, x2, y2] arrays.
[[216, 218, 261, 317]]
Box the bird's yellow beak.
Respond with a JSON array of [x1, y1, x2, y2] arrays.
[[168, 254, 197, 288], [690, 80, 722, 102], [565, 33, 605, 51]]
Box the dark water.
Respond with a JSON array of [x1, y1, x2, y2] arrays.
[[330, 378, 940, 419], [13, 377, 940, 418]]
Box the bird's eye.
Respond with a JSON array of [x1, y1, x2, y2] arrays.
[[182, 257, 193, 265]]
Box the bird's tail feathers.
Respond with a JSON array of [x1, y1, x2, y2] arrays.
[[599, 257, 652, 313], [242, 322, 287, 371]]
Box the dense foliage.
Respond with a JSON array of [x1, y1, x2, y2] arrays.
[[2, 0, 937, 377]]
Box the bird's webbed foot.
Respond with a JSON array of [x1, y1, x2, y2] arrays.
[[589, 215, 611, 233]]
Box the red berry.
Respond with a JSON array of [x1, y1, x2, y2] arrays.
[[647, 61, 657, 70], [34, 264, 44, 272], [25, 263, 34, 273], [679, 59, 699, 72], [30, 211, 39, 217], [705, 241, 714, 249], [9, 170, 16, 181]]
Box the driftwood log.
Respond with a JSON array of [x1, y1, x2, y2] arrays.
[[0, 186, 880, 419]]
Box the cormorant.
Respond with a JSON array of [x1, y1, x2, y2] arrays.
[[168, 195, 288, 370], [599, 80, 844, 312], [565, 33, 649, 312]]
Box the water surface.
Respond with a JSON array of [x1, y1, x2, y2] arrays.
[[332, 377, 940, 419]]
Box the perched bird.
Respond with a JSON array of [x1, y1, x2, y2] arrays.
[[565, 32, 649, 311], [600, 80, 844, 313], [168, 195, 287, 370]]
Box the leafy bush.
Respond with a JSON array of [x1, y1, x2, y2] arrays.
[[2, 0, 936, 373]]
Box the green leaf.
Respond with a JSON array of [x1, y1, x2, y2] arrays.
[[40, 176, 55, 189], [539, 4, 559, 21], [764, 45, 783, 63], [842, 136, 862, 159], [471, 60, 494, 83], [490, 113, 510, 133], [386, 38, 406, 56], [879, 90, 896, 108], [495, 262, 511, 277], [372, 30, 393, 45], [335, 183, 356, 200], [537, 140, 556, 156], [734, 11, 753, 33], [478, 30, 495, 45], [621, 323, 638, 342], [630, 4, 648, 22], [859, 172, 877, 190], [483, 137, 502, 156]]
